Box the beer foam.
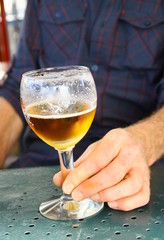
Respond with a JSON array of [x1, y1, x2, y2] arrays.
[[26, 101, 96, 119]]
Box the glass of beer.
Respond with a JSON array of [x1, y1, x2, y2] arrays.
[[20, 66, 104, 220]]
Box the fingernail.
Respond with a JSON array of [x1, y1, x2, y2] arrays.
[[72, 191, 84, 201], [108, 201, 118, 209], [63, 183, 74, 194]]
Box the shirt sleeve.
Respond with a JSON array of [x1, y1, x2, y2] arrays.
[[0, 0, 41, 125]]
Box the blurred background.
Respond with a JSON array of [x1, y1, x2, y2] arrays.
[[0, 0, 27, 167], [0, 0, 27, 59], [0, 0, 27, 83]]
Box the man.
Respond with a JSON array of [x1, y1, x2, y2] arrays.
[[0, 0, 164, 211]]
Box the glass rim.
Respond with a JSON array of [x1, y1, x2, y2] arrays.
[[22, 65, 90, 79]]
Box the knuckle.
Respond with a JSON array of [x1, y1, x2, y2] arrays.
[[99, 187, 122, 202], [142, 191, 150, 205], [97, 142, 112, 168], [67, 170, 83, 187], [102, 131, 120, 158], [87, 142, 97, 150], [73, 172, 83, 185], [132, 178, 142, 193]]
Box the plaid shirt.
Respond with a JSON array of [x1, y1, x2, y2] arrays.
[[1, 0, 164, 167]]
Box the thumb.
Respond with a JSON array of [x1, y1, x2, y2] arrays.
[[53, 141, 99, 187], [53, 171, 63, 187], [53, 168, 72, 187]]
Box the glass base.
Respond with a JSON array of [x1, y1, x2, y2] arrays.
[[39, 195, 104, 220]]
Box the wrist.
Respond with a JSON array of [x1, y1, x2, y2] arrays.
[[125, 123, 154, 166], [125, 107, 164, 166]]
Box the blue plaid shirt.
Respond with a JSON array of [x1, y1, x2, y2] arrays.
[[1, 0, 164, 167]]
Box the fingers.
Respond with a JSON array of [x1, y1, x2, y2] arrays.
[[53, 128, 151, 212], [53, 141, 99, 187], [92, 168, 150, 211], [62, 133, 120, 194], [108, 177, 150, 211], [71, 157, 128, 201], [90, 168, 144, 202], [53, 169, 71, 187]]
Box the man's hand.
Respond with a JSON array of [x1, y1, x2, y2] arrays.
[[54, 128, 150, 211], [54, 106, 164, 211], [0, 97, 24, 168]]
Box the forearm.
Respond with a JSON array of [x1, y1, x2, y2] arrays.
[[0, 97, 24, 167], [126, 105, 164, 166]]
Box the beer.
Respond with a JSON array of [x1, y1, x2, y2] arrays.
[[26, 101, 96, 150]]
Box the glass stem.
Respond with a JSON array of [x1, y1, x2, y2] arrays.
[[58, 148, 74, 201]]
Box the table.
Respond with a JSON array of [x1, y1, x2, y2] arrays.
[[0, 166, 164, 240]]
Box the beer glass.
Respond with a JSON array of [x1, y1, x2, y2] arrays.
[[20, 66, 104, 220]]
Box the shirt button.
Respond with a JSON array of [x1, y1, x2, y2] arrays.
[[91, 65, 99, 72], [55, 12, 62, 18]]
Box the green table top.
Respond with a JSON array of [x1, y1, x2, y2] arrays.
[[0, 166, 164, 240]]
